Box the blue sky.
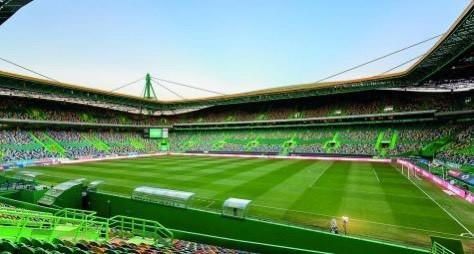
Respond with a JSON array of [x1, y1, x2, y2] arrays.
[[0, 0, 470, 100]]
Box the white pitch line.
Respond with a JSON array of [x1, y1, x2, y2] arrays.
[[414, 171, 422, 180], [206, 200, 215, 208], [251, 203, 462, 238], [372, 168, 380, 183], [172, 192, 463, 238], [307, 162, 332, 188], [406, 175, 473, 236]]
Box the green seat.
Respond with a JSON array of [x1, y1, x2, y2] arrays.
[[41, 242, 57, 251], [72, 247, 88, 254], [19, 237, 33, 246], [75, 242, 89, 251], [56, 245, 73, 254], [88, 241, 99, 247], [62, 240, 74, 247], [104, 250, 119, 254], [30, 239, 43, 248], [33, 247, 50, 254], [18, 245, 35, 254], [0, 240, 17, 253], [51, 239, 63, 246]]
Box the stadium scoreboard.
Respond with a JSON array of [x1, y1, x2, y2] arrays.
[[144, 128, 168, 139]]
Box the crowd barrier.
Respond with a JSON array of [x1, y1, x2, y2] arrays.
[[171, 152, 391, 163], [59, 152, 167, 164], [0, 158, 62, 171]]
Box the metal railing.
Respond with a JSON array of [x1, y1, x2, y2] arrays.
[[107, 215, 174, 246], [431, 242, 455, 254]]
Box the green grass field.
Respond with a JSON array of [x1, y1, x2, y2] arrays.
[[25, 155, 474, 249]]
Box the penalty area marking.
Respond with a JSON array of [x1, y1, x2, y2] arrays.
[[372, 168, 380, 183], [406, 175, 473, 236]]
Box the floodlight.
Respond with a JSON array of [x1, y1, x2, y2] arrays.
[[342, 216, 349, 235]]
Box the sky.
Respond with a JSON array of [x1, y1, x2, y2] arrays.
[[0, 0, 470, 100]]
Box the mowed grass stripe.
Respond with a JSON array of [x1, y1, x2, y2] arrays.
[[33, 157, 247, 181], [34, 160, 252, 194], [79, 156, 246, 173], [250, 161, 334, 218], [201, 160, 300, 204], [374, 164, 465, 234], [34, 158, 287, 197], [283, 161, 352, 220], [68, 155, 224, 169], [24, 155, 470, 244], [160, 157, 264, 177], [169, 159, 289, 198], [212, 160, 314, 201], [113, 157, 253, 177], [254, 161, 334, 205], [340, 163, 397, 224]]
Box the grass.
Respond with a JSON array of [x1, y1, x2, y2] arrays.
[[23, 155, 474, 250]]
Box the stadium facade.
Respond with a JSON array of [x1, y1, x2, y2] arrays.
[[0, 1, 473, 254]]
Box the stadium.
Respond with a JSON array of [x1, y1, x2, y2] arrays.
[[0, 1, 473, 254]]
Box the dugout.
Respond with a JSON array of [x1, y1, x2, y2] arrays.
[[132, 186, 195, 208], [222, 198, 251, 219], [87, 180, 104, 191], [13, 171, 42, 183]]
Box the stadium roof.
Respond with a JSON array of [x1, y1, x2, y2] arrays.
[[0, 1, 472, 112], [0, 0, 31, 25]]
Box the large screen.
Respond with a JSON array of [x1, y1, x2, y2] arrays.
[[148, 128, 168, 138]]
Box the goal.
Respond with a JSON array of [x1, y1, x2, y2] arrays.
[[399, 163, 421, 180]]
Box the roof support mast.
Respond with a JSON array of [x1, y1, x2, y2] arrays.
[[143, 73, 157, 100]]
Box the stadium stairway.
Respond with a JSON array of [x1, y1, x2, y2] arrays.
[[420, 137, 452, 158], [129, 138, 146, 150], [375, 130, 399, 156], [28, 132, 65, 156], [245, 139, 260, 152], [79, 113, 96, 123], [212, 140, 227, 150], [80, 134, 110, 152], [182, 138, 199, 152], [282, 138, 297, 155], [323, 133, 340, 153], [26, 108, 46, 120]]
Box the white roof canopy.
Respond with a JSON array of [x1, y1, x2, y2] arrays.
[[223, 198, 252, 209], [54, 179, 85, 191], [133, 186, 195, 201], [15, 171, 42, 178]]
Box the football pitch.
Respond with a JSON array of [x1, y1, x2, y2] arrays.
[[26, 155, 474, 249]]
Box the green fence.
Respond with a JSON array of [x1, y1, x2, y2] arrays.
[[88, 192, 429, 254]]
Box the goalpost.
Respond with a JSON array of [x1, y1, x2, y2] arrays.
[[399, 163, 421, 180]]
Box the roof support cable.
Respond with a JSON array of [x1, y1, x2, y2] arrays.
[[313, 33, 444, 83], [0, 56, 61, 82], [151, 77, 225, 95], [151, 79, 186, 100], [380, 53, 426, 75], [110, 77, 145, 92]]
